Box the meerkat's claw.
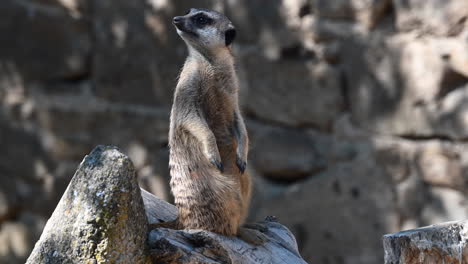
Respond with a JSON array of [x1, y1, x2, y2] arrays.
[[210, 159, 224, 173], [236, 156, 247, 174]]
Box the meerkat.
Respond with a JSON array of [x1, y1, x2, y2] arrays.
[[168, 8, 251, 237]]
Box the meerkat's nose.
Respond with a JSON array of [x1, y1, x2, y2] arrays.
[[173, 16, 183, 25]]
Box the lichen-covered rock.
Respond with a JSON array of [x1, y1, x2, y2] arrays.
[[26, 146, 150, 264], [383, 220, 468, 263]]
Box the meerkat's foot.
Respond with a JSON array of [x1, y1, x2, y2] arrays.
[[238, 226, 269, 246], [236, 156, 247, 174]]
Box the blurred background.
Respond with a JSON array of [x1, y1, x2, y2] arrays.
[[1, 0, 468, 263]]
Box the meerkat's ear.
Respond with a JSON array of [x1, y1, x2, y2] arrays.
[[225, 27, 236, 46]]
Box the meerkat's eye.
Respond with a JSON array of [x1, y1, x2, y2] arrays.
[[193, 14, 212, 26]]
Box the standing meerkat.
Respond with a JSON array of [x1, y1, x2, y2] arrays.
[[169, 8, 251, 236]]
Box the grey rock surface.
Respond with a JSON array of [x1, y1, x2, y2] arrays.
[[26, 146, 150, 264], [241, 55, 344, 129], [257, 150, 399, 264], [383, 220, 468, 263], [0, 0, 90, 81], [393, 0, 468, 35]]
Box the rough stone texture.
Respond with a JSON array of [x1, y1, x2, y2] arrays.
[[383, 220, 468, 263], [26, 146, 150, 264], [344, 33, 468, 139], [316, 0, 391, 28], [256, 148, 400, 264], [0, 0, 90, 81], [248, 122, 326, 181], [393, 0, 468, 36], [2, 0, 468, 263], [0, 213, 45, 264], [241, 55, 344, 129], [421, 187, 468, 226]]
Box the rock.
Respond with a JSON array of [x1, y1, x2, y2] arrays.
[[395, 174, 427, 224], [351, 0, 392, 28], [315, 0, 391, 27], [241, 54, 344, 129], [374, 140, 414, 183], [0, 121, 49, 181], [417, 144, 467, 191], [344, 33, 468, 139], [257, 152, 399, 264], [393, 0, 468, 36], [225, 0, 301, 59], [0, 0, 90, 81], [306, 16, 366, 42], [0, 122, 53, 221], [26, 146, 150, 264], [383, 220, 468, 263], [33, 91, 169, 160], [249, 123, 326, 181], [0, 213, 45, 264], [398, 36, 468, 104], [421, 187, 468, 225], [91, 0, 182, 106], [315, 0, 354, 20]]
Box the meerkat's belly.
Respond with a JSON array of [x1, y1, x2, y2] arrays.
[[169, 133, 243, 235]]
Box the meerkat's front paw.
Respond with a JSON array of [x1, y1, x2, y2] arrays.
[[236, 155, 247, 174]]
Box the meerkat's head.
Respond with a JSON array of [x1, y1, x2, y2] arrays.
[[173, 8, 236, 55]]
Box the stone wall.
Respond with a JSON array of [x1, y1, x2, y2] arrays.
[[0, 0, 467, 263]]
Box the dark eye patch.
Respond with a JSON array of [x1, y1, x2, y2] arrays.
[[192, 13, 213, 27]]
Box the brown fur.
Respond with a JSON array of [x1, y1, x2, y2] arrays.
[[169, 9, 251, 236]]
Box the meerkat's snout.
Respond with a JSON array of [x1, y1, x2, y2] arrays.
[[173, 16, 183, 26], [172, 15, 191, 35]]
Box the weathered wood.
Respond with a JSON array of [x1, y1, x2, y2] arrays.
[[142, 187, 308, 263], [383, 220, 468, 264], [142, 176, 307, 263], [141, 188, 177, 225]]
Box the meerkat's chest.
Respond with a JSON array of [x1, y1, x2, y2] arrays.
[[201, 87, 234, 119]]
